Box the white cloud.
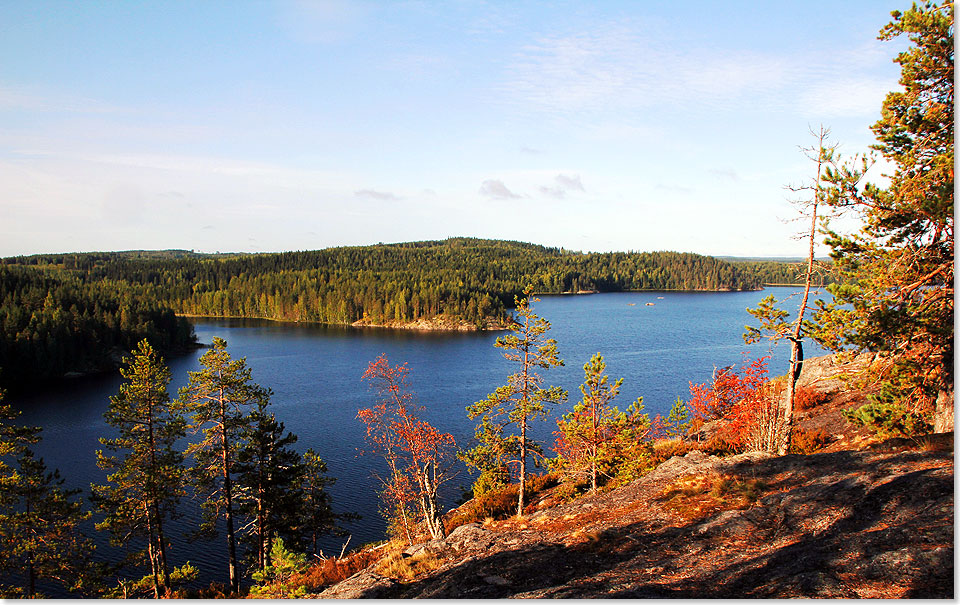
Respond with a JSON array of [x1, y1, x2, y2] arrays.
[[355, 189, 400, 201], [539, 173, 585, 199], [499, 19, 898, 122], [479, 179, 521, 200]]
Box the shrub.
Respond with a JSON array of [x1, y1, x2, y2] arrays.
[[790, 428, 829, 454], [446, 474, 559, 530], [793, 386, 829, 412], [288, 547, 385, 593], [843, 402, 932, 440], [688, 356, 782, 453]]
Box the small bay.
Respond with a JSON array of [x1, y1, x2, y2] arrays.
[[9, 287, 829, 591]]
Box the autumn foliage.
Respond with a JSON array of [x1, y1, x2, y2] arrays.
[[688, 356, 781, 451], [358, 355, 455, 543]]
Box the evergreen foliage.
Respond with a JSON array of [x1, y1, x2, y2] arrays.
[[0, 265, 196, 392], [465, 289, 567, 516], [552, 353, 651, 491], [816, 1, 954, 430], [0, 393, 96, 597], [177, 337, 270, 593], [92, 340, 186, 597]]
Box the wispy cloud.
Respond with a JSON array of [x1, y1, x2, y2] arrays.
[[499, 20, 896, 122], [479, 179, 521, 200], [355, 189, 400, 201], [539, 173, 585, 199]]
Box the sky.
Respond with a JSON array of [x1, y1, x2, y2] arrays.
[[0, 0, 908, 258]]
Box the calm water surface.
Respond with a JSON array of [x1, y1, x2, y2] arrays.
[[10, 288, 827, 592]]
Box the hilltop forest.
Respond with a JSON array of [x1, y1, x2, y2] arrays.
[[0, 239, 806, 391]]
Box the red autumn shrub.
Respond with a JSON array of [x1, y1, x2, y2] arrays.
[[688, 356, 776, 451]]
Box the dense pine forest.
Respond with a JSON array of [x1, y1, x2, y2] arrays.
[[0, 264, 196, 392], [0, 239, 809, 391]]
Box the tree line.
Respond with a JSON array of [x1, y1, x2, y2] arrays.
[[3, 239, 810, 327], [0, 240, 813, 392]]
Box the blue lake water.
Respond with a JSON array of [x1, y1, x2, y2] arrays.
[[8, 287, 827, 592]]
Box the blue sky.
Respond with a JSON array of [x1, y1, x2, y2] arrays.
[[1, 0, 906, 257]]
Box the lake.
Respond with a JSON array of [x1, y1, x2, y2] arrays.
[[8, 287, 828, 593]]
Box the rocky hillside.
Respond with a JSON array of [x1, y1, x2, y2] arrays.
[[318, 355, 953, 599]]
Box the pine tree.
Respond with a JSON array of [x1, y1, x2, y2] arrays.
[[745, 126, 838, 454], [817, 1, 954, 431], [92, 339, 186, 597], [466, 288, 567, 516], [178, 337, 269, 594], [553, 354, 638, 491]]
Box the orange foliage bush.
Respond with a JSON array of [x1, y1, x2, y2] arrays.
[[289, 548, 384, 592], [789, 428, 830, 454], [688, 356, 776, 451], [793, 386, 830, 412]]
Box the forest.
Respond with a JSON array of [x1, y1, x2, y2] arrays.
[[0, 240, 807, 392]]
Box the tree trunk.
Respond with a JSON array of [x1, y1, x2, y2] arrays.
[[778, 339, 804, 455], [145, 501, 161, 598], [934, 388, 954, 433], [517, 419, 526, 517], [221, 423, 239, 594]]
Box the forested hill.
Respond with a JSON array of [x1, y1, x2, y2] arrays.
[[0, 239, 808, 390], [3, 238, 805, 327]]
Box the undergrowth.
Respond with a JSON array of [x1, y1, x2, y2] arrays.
[[658, 473, 767, 521], [447, 473, 560, 531]]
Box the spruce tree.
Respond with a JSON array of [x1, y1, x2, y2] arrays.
[[235, 401, 303, 574]]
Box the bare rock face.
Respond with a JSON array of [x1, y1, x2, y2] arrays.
[[316, 570, 399, 599], [385, 445, 952, 599]]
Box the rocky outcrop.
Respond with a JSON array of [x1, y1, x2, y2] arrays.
[[350, 315, 509, 332], [321, 442, 953, 599]]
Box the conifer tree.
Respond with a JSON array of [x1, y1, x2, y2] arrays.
[[553, 354, 641, 491], [466, 288, 566, 516], [816, 1, 954, 431], [745, 126, 838, 454], [297, 449, 341, 558], [92, 339, 186, 597], [178, 337, 269, 594], [235, 400, 303, 574], [0, 393, 96, 597]]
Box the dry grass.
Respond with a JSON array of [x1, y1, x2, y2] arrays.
[[375, 550, 445, 581], [658, 473, 767, 521], [446, 474, 561, 531]]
